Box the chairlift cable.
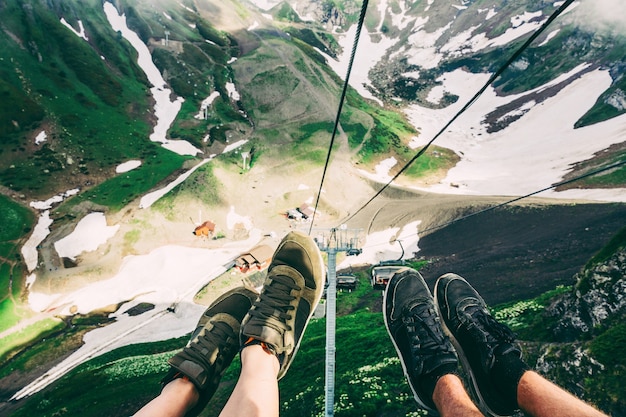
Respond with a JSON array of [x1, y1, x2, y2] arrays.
[[308, 0, 371, 234], [417, 158, 626, 235], [339, 0, 577, 226], [355, 158, 626, 253]]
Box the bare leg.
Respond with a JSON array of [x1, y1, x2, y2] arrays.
[[218, 344, 281, 417], [134, 377, 199, 417], [432, 374, 484, 417], [517, 371, 608, 417]]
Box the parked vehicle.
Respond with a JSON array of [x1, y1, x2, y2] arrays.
[[336, 274, 358, 291], [370, 263, 406, 289]]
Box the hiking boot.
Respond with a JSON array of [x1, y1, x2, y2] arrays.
[[384, 268, 458, 414], [164, 286, 258, 416], [435, 273, 525, 417], [240, 230, 325, 380]]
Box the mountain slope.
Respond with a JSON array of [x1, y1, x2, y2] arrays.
[[1, 0, 626, 415], [0, 0, 180, 200]]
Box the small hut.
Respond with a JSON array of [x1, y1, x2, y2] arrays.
[[193, 220, 216, 238], [235, 244, 274, 273]]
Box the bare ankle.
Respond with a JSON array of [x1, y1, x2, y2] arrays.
[[241, 344, 280, 377], [433, 374, 483, 417]]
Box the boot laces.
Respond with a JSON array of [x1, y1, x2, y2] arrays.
[[249, 273, 300, 334]]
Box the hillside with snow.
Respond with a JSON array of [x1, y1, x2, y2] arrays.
[[0, 0, 625, 415]]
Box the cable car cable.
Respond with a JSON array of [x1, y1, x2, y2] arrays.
[[309, 0, 371, 234]]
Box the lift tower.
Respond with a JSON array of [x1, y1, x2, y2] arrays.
[[313, 227, 362, 417]]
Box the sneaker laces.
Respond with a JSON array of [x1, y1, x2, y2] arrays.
[[247, 272, 301, 352], [188, 321, 236, 381], [465, 306, 518, 371], [405, 303, 454, 360]]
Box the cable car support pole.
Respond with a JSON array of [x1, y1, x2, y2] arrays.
[[313, 228, 362, 417]]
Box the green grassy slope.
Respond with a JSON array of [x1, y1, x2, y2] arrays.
[[0, 195, 35, 333], [0, 0, 161, 200]]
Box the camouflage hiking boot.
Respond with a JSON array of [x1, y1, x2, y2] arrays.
[[240, 231, 325, 380], [435, 273, 525, 417], [164, 286, 258, 416], [384, 268, 458, 414]]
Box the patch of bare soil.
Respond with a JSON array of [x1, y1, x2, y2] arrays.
[[414, 202, 626, 305]]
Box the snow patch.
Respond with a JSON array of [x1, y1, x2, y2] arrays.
[[35, 130, 47, 145], [479, 8, 498, 20], [54, 213, 119, 261], [116, 160, 142, 173], [28, 287, 60, 313], [539, 29, 560, 47], [511, 11, 542, 28], [104, 2, 200, 157], [406, 20, 450, 70], [321, 25, 397, 105], [403, 67, 626, 202], [468, 18, 543, 52], [16, 230, 263, 400], [179, 2, 195, 13], [60, 18, 88, 41], [427, 85, 446, 104], [225, 82, 241, 101], [358, 157, 397, 183], [30, 189, 80, 211], [223, 139, 248, 154], [227, 206, 253, 230], [21, 211, 54, 272], [194, 91, 221, 119]]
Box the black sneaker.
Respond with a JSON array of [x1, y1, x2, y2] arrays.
[[384, 268, 458, 414], [435, 273, 523, 417], [240, 231, 325, 380], [164, 286, 258, 416]]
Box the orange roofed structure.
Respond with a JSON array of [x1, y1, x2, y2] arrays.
[[193, 220, 216, 237]]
